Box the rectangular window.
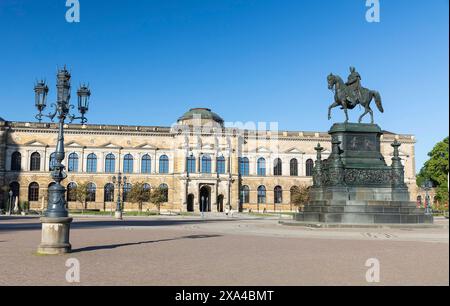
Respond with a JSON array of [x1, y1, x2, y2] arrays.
[[187, 157, 196, 174], [217, 158, 225, 174]]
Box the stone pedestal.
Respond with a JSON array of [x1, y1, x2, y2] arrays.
[[295, 123, 433, 224], [115, 210, 123, 220], [37, 217, 73, 255]]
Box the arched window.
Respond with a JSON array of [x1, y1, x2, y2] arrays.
[[105, 153, 115, 173], [187, 155, 196, 173], [30, 152, 41, 171], [239, 157, 249, 176], [67, 182, 77, 202], [257, 186, 266, 204], [274, 186, 283, 204], [86, 183, 96, 202], [86, 153, 97, 173], [49, 152, 57, 171], [257, 158, 266, 176], [143, 183, 151, 191], [290, 158, 298, 176], [273, 158, 282, 176], [9, 182, 20, 199], [123, 154, 134, 174], [141, 154, 151, 174], [68, 153, 79, 172], [159, 184, 169, 202], [11, 152, 21, 171], [104, 183, 115, 202], [28, 182, 39, 201], [201, 155, 212, 173], [240, 185, 250, 204], [122, 183, 132, 202], [159, 155, 169, 174], [217, 156, 226, 174], [306, 159, 314, 177]]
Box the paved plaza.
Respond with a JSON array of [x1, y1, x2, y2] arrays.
[[0, 215, 448, 286]]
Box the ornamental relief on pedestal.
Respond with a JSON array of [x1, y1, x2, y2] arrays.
[[315, 167, 395, 187], [343, 168, 392, 186]]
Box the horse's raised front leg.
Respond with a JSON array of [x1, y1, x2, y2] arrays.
[[328, 102, 338, 120]]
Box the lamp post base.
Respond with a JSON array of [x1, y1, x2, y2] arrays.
[[37, 217, 73, 255], [115, 211, 123, 220]]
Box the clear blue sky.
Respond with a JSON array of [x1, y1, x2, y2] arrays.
[[0, 0, 448, 171]]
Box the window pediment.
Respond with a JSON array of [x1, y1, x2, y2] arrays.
[[101, 142, 122, 149], [284, 147, 305, 154], [24, 140, 47, 147], [253, 146, 271, 154], [135, 143, 157, 150], [66, 141, 84, 148]]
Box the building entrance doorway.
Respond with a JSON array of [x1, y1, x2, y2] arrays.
[[217, 195, 224, 212], [199, 186, 211, 212], [187, 194, 194, 212]]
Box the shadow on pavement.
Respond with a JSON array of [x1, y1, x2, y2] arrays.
[[71, 234, 222, 253], [0, 218, 241, 232], [0, 216, 40, 221]]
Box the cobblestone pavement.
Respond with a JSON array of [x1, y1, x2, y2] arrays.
[[0, 215, 448, 286]]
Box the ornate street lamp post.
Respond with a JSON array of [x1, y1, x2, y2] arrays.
[[112, 173, 127, 220], [422, 180, 433, 216], [34, 67, 91, 255]]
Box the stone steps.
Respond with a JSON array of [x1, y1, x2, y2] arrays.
[[304, 205, 424, 214], [307, 200, 417, 207], [295, 211, 433, 224]]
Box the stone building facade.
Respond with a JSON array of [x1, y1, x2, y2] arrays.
[[0, 109, 419, 213]]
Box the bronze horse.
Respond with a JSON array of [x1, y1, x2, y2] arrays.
[[327, 73, 384, 123]]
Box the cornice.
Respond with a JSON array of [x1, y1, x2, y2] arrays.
[[4, 121, 416, 143]]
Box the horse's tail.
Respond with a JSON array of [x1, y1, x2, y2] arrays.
[[373, 91, 384, 113]]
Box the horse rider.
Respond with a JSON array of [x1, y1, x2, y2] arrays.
[[345, 67, 362, 107]]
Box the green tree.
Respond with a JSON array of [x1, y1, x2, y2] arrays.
[[1, 185, 10, 211], [127, 182, 151, 212], [290, 185, 310, 212], [150, 187, 166, 215], [74, 182, 89, 212], [416, 137, 449, 205]]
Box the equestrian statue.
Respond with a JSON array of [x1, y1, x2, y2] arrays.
[[327, 67, 384, 124]]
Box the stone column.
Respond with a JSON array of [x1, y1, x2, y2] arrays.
[[43, 147, 48, 172], [25, 150, 31, 172], [211, 184, 217, 212], [313, 143, 324, 187], [152, 150, 157, 174], [82, 150, 87, 173], [211, 155, 216, 174], [180, 177, 187, 212], [195, 183, 201, 213], [391, 140, 407, 189], [135, 153, 141, 174], [5, 150, 12, 172], [328, 139, 345, 187], [99, 152, 105, 173]]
